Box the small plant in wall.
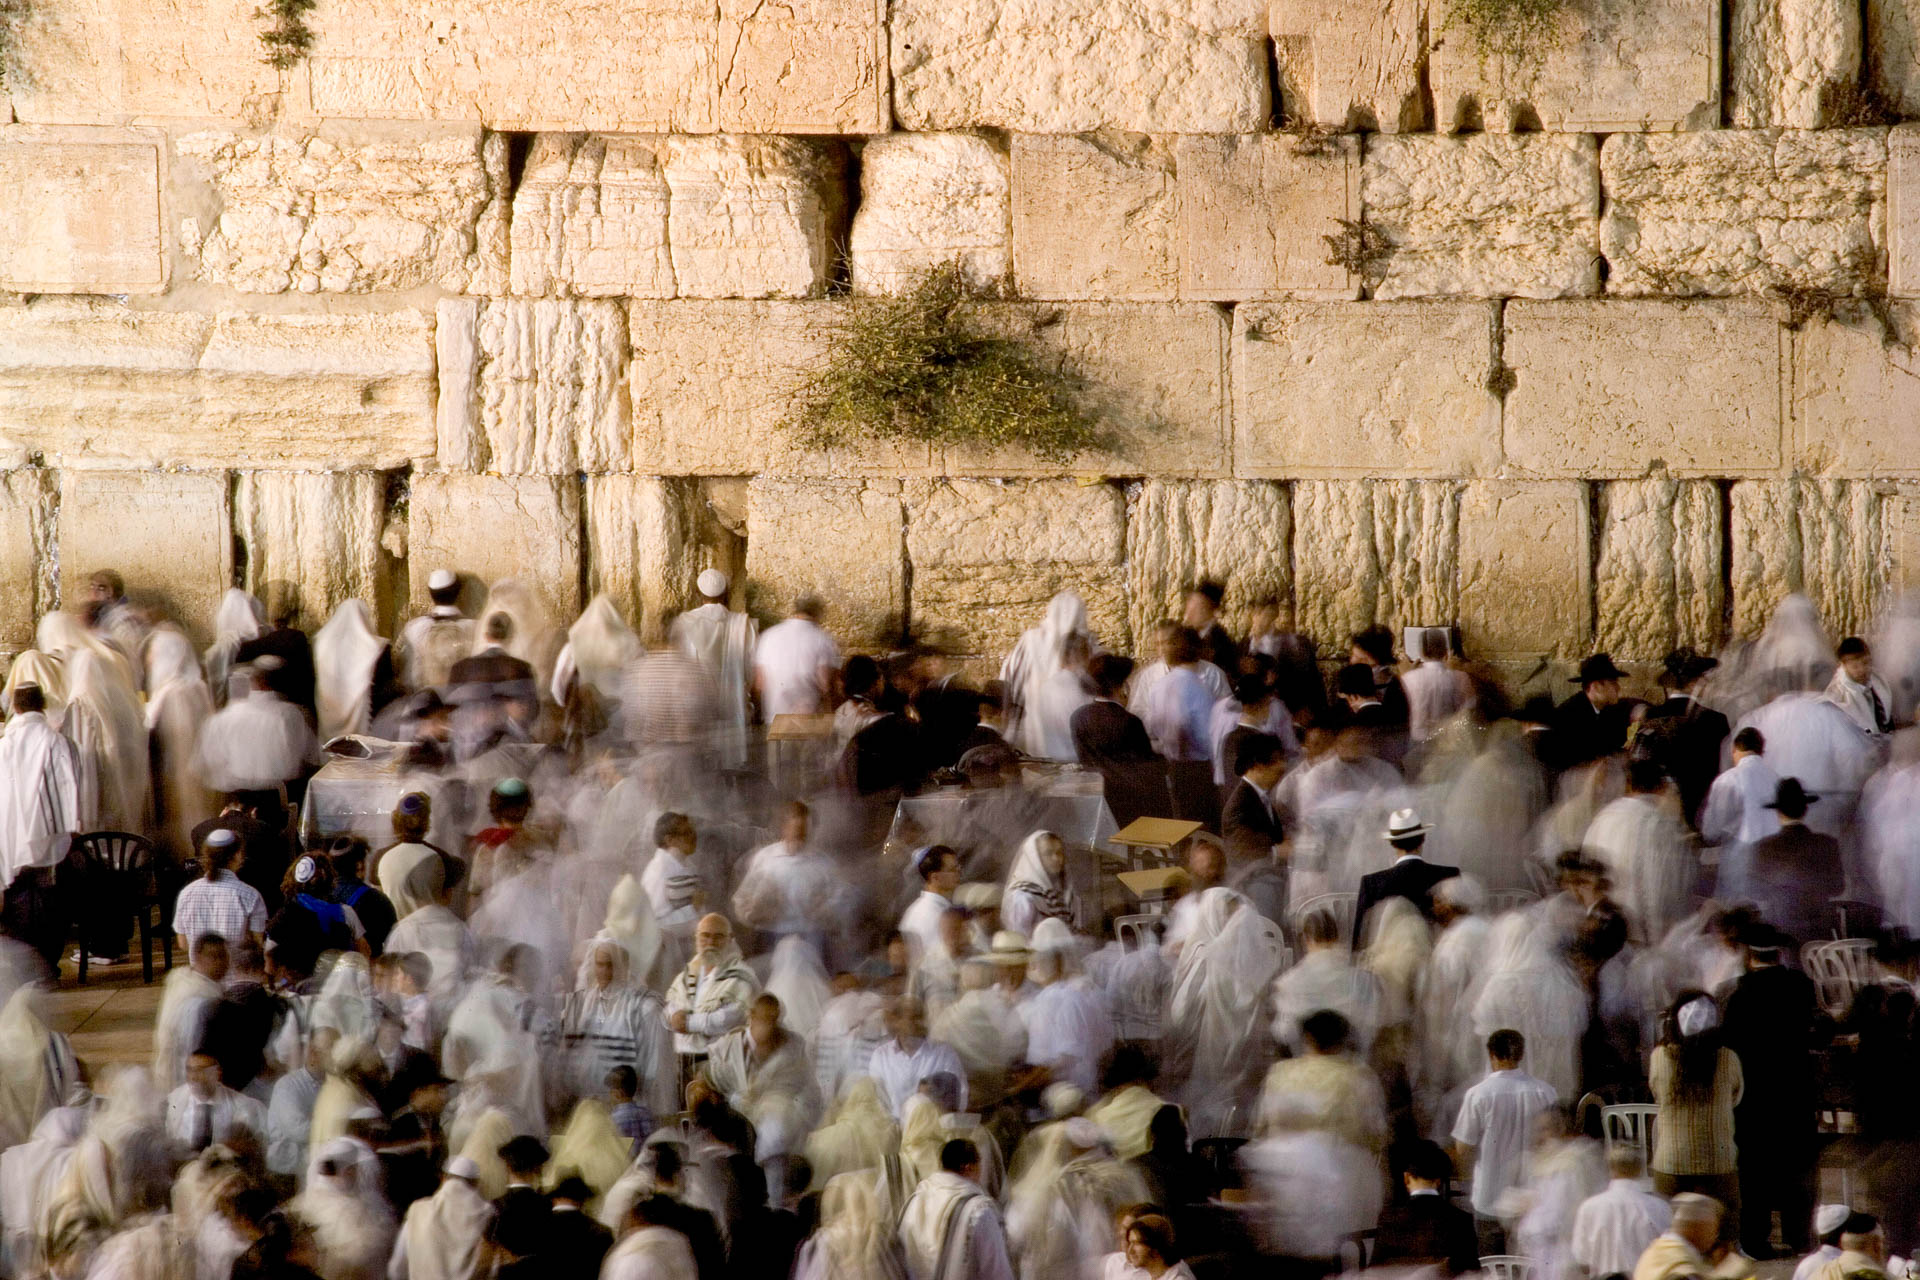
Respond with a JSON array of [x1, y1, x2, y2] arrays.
[[1323, 219, 1393, 289], [785, 261, 1108, 465], [1446, 0, 1567, 58], [257, 0, 317, 69]]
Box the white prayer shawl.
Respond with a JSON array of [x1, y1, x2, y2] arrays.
[[1243, 1129, 1383, 1261], [1271, 949, 1382, 1058], [1511, 1137, 1608, 1280], [153, 967, 223, 1095], [670, 601, 756, 733], [1402, 661, 1475, 743], [814, 991, 889, 1102], [1004, 1131, 1147, 1280], [1028, 668, 1093, 763], [932, 988, 1029, 1086], [195, 691, 317, 792], [1581, 794, 1696, 946], [312, 953, 379, 1043], [396, 1177, 495, 1280], [766, 936, 831, 1042], [1735, 693, 1880, 841], [1415, 914, 1494, 1132], [1699, 753, 1781, 902], [314, 600, 389, 742], [63, 649, 149, 835], [600, 873, 667, 995], [1001, 592, 1094, 757], [398, 609, 475, 693], [1869, 760, 1920, 935], [1424, 731, 1548, 894], [1001, 832, 1080, 939], [2, 650, 67, 728], [37, 613, 138, 696], [1, 1105, 87, 1273], [560, 936, 677, 1116], [206, 589, 265, 706], [384, 905, 475, 1017], [641, 845, 704, 974], [731, 840, 840, 938], [146, 629, 219, 860], [1471, 912, 1588, 1101], [555, 594, 643, 706], [705, 1026, 822, 1161], [601, 1224, 699, 1280], [0, 711, 81, 891], [441, 980, 545, 1138], [1166, 889, 1286, 1137], [899, 1171, 1016, 1280], [1018, 977, 1113, 1095], [794, 1171, 901, 1280], [291, 1137, 395, 1280]]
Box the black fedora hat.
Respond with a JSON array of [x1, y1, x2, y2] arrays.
[[1661, 646, 1720, 688], [1763, 777, 1820, 814], [1575, 653, 1629, 684]]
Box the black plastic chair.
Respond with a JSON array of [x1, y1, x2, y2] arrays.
[[66, 831, 168, 984]]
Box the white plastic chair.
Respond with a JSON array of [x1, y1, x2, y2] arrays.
[[1115, 913, 1159, 950], [1480, 1256, 1535, 1280], [1602, 1103, 1658, 1169], [1288, 891, 1358, 945], [1804, 938, 1877, 1016], [1487, 889, 1541, 914]]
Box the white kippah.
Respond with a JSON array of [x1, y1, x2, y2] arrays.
[[427, 569, 457, 591], [697, 568, 728, 598], [1677, 995, 1720, 1038], [1816, 1205, 1850, 1237]]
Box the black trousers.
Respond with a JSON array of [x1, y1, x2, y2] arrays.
[[1738, 1147, 1814, 1256]]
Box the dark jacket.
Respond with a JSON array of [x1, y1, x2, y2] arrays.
[[1748, 823, 1844, 943], [1221, 777, 1283, 864], [1641, 695, 1732, 826], [536, 1206, 613, 1277], [1198, 622, 1240, 679], [1355, 856, 1459, 937], [489, 1185, 550, 1261], [1373, 1193, 1480, 1276], [1545, 691, 1634, 771], [1071, 700, 1165, 829], [1723, 963, 1823, 1157], [233, 627, 317, 719], [912, 677, 981, 773], [448, 648, 537, 697]]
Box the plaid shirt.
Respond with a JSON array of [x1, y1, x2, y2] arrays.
[[173, 870, 267, 947]]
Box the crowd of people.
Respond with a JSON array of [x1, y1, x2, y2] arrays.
[[0, 561, 1914, 1280]]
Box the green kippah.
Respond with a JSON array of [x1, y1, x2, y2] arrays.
[[493, 777, 530, 800]]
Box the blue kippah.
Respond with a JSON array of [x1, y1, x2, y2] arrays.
[[493, 777, 530, 800]]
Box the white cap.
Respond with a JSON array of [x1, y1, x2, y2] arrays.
[[427, 569, 457, 591], [1816, 1205, 1851, 1237], [445, 1155, 481, 1181], [697, 568, 729, 598], [1064, 1116, 1104, 1149], [1676, 995, 1720, 1038]]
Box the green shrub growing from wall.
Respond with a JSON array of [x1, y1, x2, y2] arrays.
[[258, 0, 317, 69]]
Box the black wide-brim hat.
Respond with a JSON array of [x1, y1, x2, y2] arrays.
[[1575, 653, 1630, 684], [1763, 777, 1820, 810]]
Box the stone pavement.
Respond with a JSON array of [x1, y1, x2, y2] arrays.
[[44, 955, 165, 1075]]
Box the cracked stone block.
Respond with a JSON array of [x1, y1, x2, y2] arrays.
[[1291, 479, 1460, 651], [60, 469, 232, 649], [0, 126, 165, 295], [1010, 133, 1178, 302], [508, 134, 674, 299], [1594, 477, 1724, 661], [406, 473, 582, 624], [850, 133, 1010, 296], [0, 471, 57, 657], [1894, 126, 1920, 298], [1458, 480, 1592, 660], [1270, 0, 1427, 133], [1232, 301, 1500, 478], [661, 136, 844, 299], [1790, 300, 1920, 477], [585, 474, 703, 638], [1125, 480, 1291, 647], [1729, 0, 1862, 127], [1502, 300, 1783, 478], [715, 0, 890, 133], [1174, 132, 1361, 301], [746, 476, 905, 646], [906, 478, 1129, 659], [1730, 477, 1885, 641], [1601, 130, 1887, 298], [1363, 132, 1600, 300], [235, 471, 392, 633]]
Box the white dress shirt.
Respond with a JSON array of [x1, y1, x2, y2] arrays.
[[1572, 1178, 1673, 1278], [1452, 1067, 1559, 1217], [1401, 660, 1474, 742], [866, 1036, 967, 1120], [899, 889, 952, 967], [754, 617, 841, 718], [165, 1084, 267, 1150]]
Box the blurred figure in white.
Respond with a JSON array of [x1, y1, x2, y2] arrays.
[[1699, 726, 1779, 902], [398, 570, 475, 693], [313, 599, 392, 741], [672, 569, 757, 754], [1003, 592, 1096, 757]]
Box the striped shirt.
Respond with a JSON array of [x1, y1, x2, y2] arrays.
[[173, 870, 267, 948], [1650, 1044, 1745, 1175]]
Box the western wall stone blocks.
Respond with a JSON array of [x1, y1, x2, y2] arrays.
[[713, 0, 890, 135], [1270, 0, 1427, 134], [585, 474, 703, 637], [1876, 0, 1920, 119], [1893, 126, 1920, 297], [0, 126, 166, 295], [1456, 481, 1592, 660], [0, 301, 436, 472], [1728, 0, 1862, 128], [0, 472, 58, 658], [747, 476, 905, 646], [661, 137, 844, 299], [1428, 0, 1720, 133], [60, 469, 232, 649], [406, 474, 583, 624], [849, 134, 1011, 296], [1291, 480, 1459, 652], [1601, 130, 1887, 298], [1125, 480, 1290, 648], [1362, 133, 1601, 300], [234, 471, 393, 633], [1730, 477, 1885, 640], [1594, 478, 1725, 661], [905, 479, 1129, 658], [1788, 301, 1920, 477], [1173, 133, 1361, 301], [1009, 134, 1178, 302], [509, 135, 675, 299], [889, 0, 1270, 134], [1501, 300, 1784, 478], [1231, 301, 1501, 479]]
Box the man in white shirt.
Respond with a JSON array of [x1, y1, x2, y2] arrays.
[[397, 569, 476, 692], [1452, 1028, 1559, 1254], [754, 596, 840, 719], [1573, 1147, 1673, 1279], [1400, 630, 1474, 743], [0, 684, 80, 896], [1272, 907, 1381, 1056], [867, 995, 967, 1120], [732, 800, 839, 948], [1698, 727, 1779, 901], [670, 569, 757, 750], [165, 1051, 268, 1154], [1139, 628, 1218, 763], [641, 812, 706, 976], [899, 845, 963, 967], [898, 1138, 1015, 1280], [1129, 621, 1230, 718], [1823, 637, 1895, 737]]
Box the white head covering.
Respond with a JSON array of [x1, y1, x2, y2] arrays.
[[213, 590, 265, 647], [65, 647, 151, 831], [1815, 1204, 1850, 1237], [1004, 830, 1079, 927], [697, 569, 729, 599], [144, 628, 208, 730], [313, 600, 388, 741], [428, 570, 458, 593], [1676, 996, 1720, 1038], [765, 936, 830, 1041], [565, 595, 642, 703]]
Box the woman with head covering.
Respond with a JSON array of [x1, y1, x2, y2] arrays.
[[1001, 831, 1079, 939], [145, 626, 218, 867], [290, 1136, 397, 1280], [1, 650, 67, 727], [1163, 887, 1286, 1139], [206, 589, 266, 707], [559, 933, 676, 1119], [803, 1077, 900, 1189], [63, 647, 151, 834], [1000, 591, 1094, 757], [551, 594, 642, 709], [1649, 992, 1744, 1212], [793, 1171, 903, 1280], [313, 600, 392, 742]]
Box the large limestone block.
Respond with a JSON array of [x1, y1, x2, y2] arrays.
[[905, 479, 1128, 658], [1877, 0, 1920, 118], [235, 471, 392, 632], [406, 474, 582, 624], [0, 302, 436, 471], [6, 0, 279, 124], [746, 477, 904, 646], [1502, 300, 1783, 478], [1594, 478, 1724, 661], [1125, 480, 1290, 647], [0, 126, 165, 295], [1730, 478, 1884, 640], [437, 299, 629, 476], [1789, 301, 1920, 476], [1457, 480, 1592, 659], [1010, 134, 1177, 301], [585, 474, 701, 637], [1363, 133, 1600, 300], [0, 472, 58, 657], [1232, 301, 1500, 478], [1429, 0, 1721, 133], [850, 134, 1010, 296], [59, 470, 232, 647], [1292, 480, 1459, 650], [1270, 0, 1426, 133], [1888, 485, 1920, 596], [509, 135, 673, 299], [1894, 126, 1920, 298], [174, 125, 502, 295], [1174, 133, 1361, 301], [715, 0, 889, 133], [1601, 131, 1887, 298], [661, 137, 843, 299], [889, 0, 1270, 134], [1729, 0, 1862, 127]]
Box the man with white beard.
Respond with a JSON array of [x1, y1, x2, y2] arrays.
[[1581, 759, 1696, 946], [1699, 727, 1779, 902]]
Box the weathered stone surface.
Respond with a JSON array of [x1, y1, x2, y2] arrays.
[[1594, 478, 1724, 661], [173, 125, 501, 294], [1502, 300, 1783, 478], [1601, 130, 1887, 298], [235, 471, 393, 632], [305, 0, 886, 133], [746, 476, 904, 646], [509, 134, 673, 299], [1887, 484, 1920, 596], [1270, 0, 1426, 133], [906, 479, 1128, 658], [406, 474, 582, 624], [1174, 133, 1361, 301], [1125, 480, 1290, 647], [1875, 0, 1920, 118], [1363, 133, 1600, 300], [1730, 478, 1885, 640], [850, 134, 1010, 296], [661, 137, 843, 299], [1457, 481, 1592, 659], [1291, 480, 1459, 650], [6, 0, 280, 125], [1893, 126, 1920, 298], [0, 127, 165, 295], [585, 474, 701, 637], [889, 0, 1270, 133], [0, 302, 436, 471], [0, 472, 57, 657], [1010, 134, 1177, 301], [1789, 300, 1920, 476], [1429, 0, 1721, 133], [436, 299, 629, 476], [1728, 0, 1862, 127], [59, 470, 232, 647], [1232, 301, 1500, 478]]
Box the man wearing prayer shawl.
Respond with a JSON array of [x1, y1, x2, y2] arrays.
[[290, 1135, 397, 1280], [1699, 728, 1779, 902], [899, 1137, 1016, 1280], [389, 1155, 497, 1280], [1271, 906, 1382, 1058], [554, 593, 644, 709], [1416, 876, 1494, 1135], [1001, 831, 1079, 939], [0, 685, 80, 911], [601, 1196, 701, 1280], [672, 570, 757, 759], [1581, 759, 1697, 947], [314, 599, 396, 742], [400, 571, 477, 693], [642, 813, 708, 979], [561, 934, 678, 1119], [705, 992, 822, 1185], [62, 646, 150, 835], [1005, 1117, 1149, 1280], [665, 914, 758, 1072], [1000, 591, 1095, 758], [206, 588, 265, 706], [1163, 887, 1286, 1138], [195, 659, 321, 794], [1019, 931, 1114, 1096], [0, 1104, 88, 1276], [145, 628, 219, 869]]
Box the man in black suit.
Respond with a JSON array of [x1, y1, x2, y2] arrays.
[[535, 1177, 613, 1279], [1374, 1140, 1479, 1275], [234, 586, 318, 722], [1071, 654, 1163, 828], [1182, 579, 1241, 675], [1641, 647, 1731, 828], [1336, 661, 1409, 766], [1355, 809, 1459, 938], [489, 1135, 551, 1271], [1748, 778, 1845, 943], [1546, 653, 1635, 772], [1221, 732, 1287, 865]]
